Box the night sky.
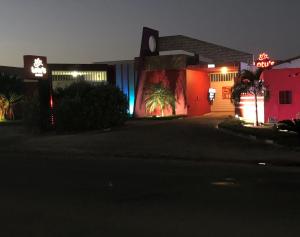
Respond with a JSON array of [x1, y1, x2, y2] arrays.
[[0, 0, 299, 67]]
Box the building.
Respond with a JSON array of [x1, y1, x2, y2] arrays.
[[134, 27, 253, 117], [94, 60, 137, 115], [49, 64, 115, 90], [262, 56, 300, 122], [21, 27, 255, 121], [0, 66, 23, 78]]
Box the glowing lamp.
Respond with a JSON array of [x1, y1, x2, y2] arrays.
[[72, 71, 79, 78], [221, 67, 228, 74]]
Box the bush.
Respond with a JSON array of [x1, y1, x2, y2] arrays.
[[219, 117, 245, 128], [22, 96, 42, 132], [54, 81, 128, 132], [277, 119, 300, 136]]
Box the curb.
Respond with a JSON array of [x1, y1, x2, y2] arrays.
[[216, 125, 283, 148]]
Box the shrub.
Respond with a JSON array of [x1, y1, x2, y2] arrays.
[[219, 117, 245, 128], [22, 96, 42, 132], [54, 81, 128, 132], [277, 119, 300, 136]]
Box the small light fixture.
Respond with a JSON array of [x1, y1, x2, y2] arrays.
[[221, 67, 228, 74], [208, 64, 216, 68], [72, 71, 79, 78]]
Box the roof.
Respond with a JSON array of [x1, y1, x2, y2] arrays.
[[94, 60, 135, 65], [158, 35, 253, 64], [275, 55, 300, 66], [48, 64, 113, 71]]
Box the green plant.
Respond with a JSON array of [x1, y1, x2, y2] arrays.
[[219, 117, 245, 128], [231, 69, 266, 126], [22, 96, 42, 132], [54, 81, 128, 132], [143, 83, 176, 117], [0, 73, 23, 120]]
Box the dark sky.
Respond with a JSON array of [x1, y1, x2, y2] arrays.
[[1, 0, 299, 66]]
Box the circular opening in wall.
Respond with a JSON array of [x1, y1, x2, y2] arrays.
[[149, 35, 157, 53]]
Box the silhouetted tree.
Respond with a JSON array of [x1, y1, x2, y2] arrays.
[[231, 69, 265, 126]]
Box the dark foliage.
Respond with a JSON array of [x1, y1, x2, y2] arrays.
[[22, 96, 42, 132], [231, 69, 265, 126], [54, 81, 128, 132], [277, 119, 300, 136]]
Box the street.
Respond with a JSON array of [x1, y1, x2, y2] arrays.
[[1, 115, 300, 236]]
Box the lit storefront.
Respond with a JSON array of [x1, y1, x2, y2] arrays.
[[15, 28, 300, 124], [48, 64, 114, 90], [134, 27, 252, 117]]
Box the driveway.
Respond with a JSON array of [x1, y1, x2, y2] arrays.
[[1, 116, 300, 236], [3, 113, 299, 165]]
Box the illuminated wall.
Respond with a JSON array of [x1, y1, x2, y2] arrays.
[[263, 69, 300, 122], [209, 72, 236, 113], [115, 62, 137, 115], [239, 95, 264, 123], [134, 69, 187, 117], [186, 69, 210, 116]]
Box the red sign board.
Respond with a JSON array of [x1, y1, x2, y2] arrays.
[[222, 87, 231, 99], [255, 53, 275, 69], [24, 55, 48, 80]]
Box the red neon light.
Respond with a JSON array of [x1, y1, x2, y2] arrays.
[[50, 95, 53, 109], [255, 52, 275, 68], [258, 53, 269, 61], [49, 95, 55, 126]]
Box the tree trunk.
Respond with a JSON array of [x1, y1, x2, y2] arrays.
[[161, 106, 164, 117], [172, 102, 176, 116], [7, 102, 12, 120], [254, 92, 259, 126]]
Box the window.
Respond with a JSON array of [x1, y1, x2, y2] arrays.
[[279, 91, 292, 104], [52, 71, 107, 82], [209, 72, 238, 82]]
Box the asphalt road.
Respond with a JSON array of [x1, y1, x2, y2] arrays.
[[1, 115, 300, 236]]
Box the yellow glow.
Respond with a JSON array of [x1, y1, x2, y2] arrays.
[[52, 71, 107, 82], [221, 67, 228, 74], [239, 95, 265, 124], [72, 71, 79, 78]]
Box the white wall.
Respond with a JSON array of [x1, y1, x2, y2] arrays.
[[274, 58, 300, 69]]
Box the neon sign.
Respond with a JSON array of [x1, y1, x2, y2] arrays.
[[31, 58, 47, 77], [255, 53, 275, 68]]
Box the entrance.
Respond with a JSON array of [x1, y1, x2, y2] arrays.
[[209, 71, 237, 115]]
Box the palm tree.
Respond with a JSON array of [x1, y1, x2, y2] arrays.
[[143, 83, 176, 117], [0, 93, 23, 120], [0, 96, 5, 121], [231, 69, 265, 126], [0, 74, 23, 120]]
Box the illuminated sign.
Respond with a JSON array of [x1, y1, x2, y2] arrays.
[[222, 87, 231, 99], [31, 58, 47, 77], [208, 88, 216, 102], [255, 53, 275, 68], [24, 55, 48, 80]]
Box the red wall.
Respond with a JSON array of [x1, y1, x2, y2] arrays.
[[263, 69, 300, 122], [186, 70, 211, 116], [134, 69, 187, 117]]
